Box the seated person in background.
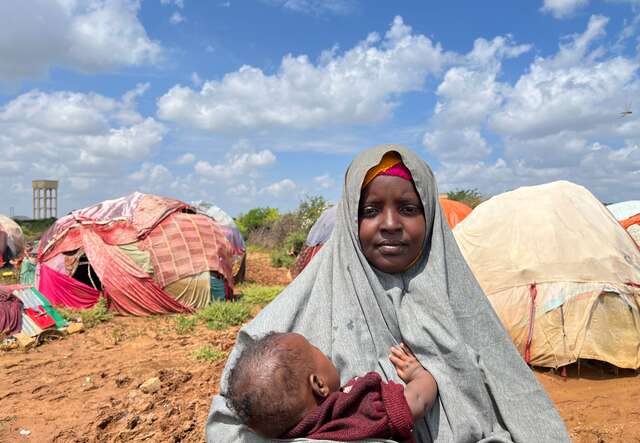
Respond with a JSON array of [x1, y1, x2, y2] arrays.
[[225, 331, 438, 442]]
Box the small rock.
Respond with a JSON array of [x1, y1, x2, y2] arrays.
[[139, 377, 161, 394], [115, 376, 131, 388], [126, 415, 140, 430], [19, 429, 31, 436], [66, 322, 85, 335]]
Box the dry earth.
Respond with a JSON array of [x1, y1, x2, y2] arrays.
[[1, 251, 639, 442]]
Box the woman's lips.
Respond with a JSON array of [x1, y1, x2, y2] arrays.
[[377, 242, 406, 255]]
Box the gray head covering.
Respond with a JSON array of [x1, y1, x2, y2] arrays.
[[205, 144, 569, 443]]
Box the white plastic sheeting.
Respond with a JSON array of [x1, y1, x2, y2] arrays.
[[607, 200, 640, 220]]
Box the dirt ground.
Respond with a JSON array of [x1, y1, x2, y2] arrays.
[[1, 251, 639, 442]]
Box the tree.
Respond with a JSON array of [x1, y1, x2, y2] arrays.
[[446, 188, 484, 208]]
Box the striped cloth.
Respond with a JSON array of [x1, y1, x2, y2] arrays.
[[142, 213, 233, 289]]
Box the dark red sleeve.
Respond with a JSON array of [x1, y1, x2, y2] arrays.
[[281, 372, 414, 442]]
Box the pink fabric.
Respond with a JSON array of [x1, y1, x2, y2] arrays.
[[379, 162, 413, 182], [81, 229, 191, 316], [38, 264, 100, 309]]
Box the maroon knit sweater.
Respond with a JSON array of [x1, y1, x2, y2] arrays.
[[281, 372, 414, 442]]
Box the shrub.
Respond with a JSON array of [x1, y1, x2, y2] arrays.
[[58, 297, 114, 329], [240, 284, 285, 306], [191, 344, 226, 363], [196, 301, 251, 330], [446, 188, 484, 209], [174, 314, 197, 335], [270, 248, 295, 268], [235, 207, 280, 238]]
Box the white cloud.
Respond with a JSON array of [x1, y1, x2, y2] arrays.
[[191, 72, 203, 87], [0, 87, 166, 192], [313, 173, 334, 189], [264, 0, 355, 15], [157, 16, 449, 131], [541, 0, 589, 18], [161, 0, 185, 8], [195, 149, 276, 179], [424, 14, 640, 203], [175, 152, 196, 164], [219, 1, 231, 7], [0, 0, 162, 83], [170, 11, 185, 24], [262, 178, 296, 196]]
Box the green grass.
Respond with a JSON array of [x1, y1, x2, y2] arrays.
[[58, 297, 114, 328], [191, 344, 226, 363], [174, 314, 197, 335], [196, 301, 251, 330], [238, 284, 285, 306]]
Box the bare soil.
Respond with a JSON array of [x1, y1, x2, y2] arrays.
[[2, 252, 639, 442]]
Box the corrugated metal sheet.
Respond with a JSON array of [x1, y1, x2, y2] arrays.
[[20, 314, 43, 337]]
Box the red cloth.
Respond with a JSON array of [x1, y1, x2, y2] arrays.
[[81, 229, 191, 316], [281, 372, 414, 442], [38, 264, 101, 309], [0, 286, 23, 335], [142, 212, 234, 289]]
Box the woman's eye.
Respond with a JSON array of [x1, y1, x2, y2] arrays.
[[360, 206, 379, 218], [400, 205, 421, 216]]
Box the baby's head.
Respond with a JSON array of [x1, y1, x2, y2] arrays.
[[225, 332, 340, 438]]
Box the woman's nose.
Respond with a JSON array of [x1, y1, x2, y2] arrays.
[[381, 208, 401, 230]]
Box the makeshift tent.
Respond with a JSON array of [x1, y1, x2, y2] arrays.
[[291, 197, 474, 278], [454, 181, 640, 369], [191, 201, 246, 282], [37, 193, 235, 316], [290, 206, 336, 278], [0, 215, 25, 268], [607, 201, 640, 246]]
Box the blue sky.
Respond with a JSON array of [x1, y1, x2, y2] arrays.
[[1, 0, 639, 218]]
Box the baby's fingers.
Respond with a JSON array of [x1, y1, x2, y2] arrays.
[[390, 345, 409, 361]]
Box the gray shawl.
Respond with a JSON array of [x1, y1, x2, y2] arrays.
[[205, 144, 569, 443]]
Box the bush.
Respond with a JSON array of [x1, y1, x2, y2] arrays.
[[174, 314, 197, 335], [235, 207, 280, 238], [196, 301, 251, 330], [270, 248, 295, 268], [239, 284, 285, 306], [446, 188, 484, 209], [191, 344, 226, 363], [58, 297, 113, 329]]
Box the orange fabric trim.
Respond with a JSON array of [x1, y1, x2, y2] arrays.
[[362, 151, 403, 188]]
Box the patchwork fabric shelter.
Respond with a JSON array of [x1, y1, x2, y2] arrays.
[[0, 215, 25, 267], [37, 193, 235, 316], [291, 198, 473, 278], [191, 201, 246, 282], [454, 181, 640, 369]]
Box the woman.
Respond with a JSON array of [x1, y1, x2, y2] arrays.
[[205, 145, 569, 442]]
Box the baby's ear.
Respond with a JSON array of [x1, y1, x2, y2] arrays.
[[309, 374, 330, 398]]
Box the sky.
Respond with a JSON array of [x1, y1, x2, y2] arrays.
[[1, 0, 639, 218]]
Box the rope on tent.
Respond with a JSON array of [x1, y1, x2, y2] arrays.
[[87, 260, 98, 291], [524, 283, 537, 365]]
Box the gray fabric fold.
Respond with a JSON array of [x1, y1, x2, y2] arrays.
[[205, 144, 569, 443]]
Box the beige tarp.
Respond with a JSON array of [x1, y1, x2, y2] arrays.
[[164, 271, 211, 309], [454, 181, 640, 369], [0, 215, 25, 257]]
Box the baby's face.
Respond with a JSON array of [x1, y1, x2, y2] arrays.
[[286, 333, 340, 393]]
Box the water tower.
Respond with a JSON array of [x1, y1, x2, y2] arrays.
[[32, 180, 58, 219]]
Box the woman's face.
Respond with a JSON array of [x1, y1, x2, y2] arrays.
[[358, 175, 426, 273]]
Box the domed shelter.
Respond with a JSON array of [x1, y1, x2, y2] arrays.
[[191, 201, 246, 282], [454, 181, 640, 369], [0, 215, 25, 268], [291, 197, 473, 278], [37, 193, 234, 316], [607, 200, 640, 246]]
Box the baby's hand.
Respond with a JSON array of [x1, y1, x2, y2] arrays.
[[389, 343, 425, 384]]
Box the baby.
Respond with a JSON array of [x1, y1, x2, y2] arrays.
[[225, 332, 438, 441]]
